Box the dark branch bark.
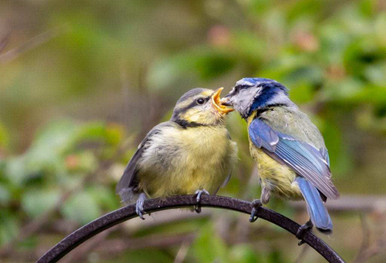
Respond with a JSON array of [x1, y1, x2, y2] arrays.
[[37, 195, 345, 263]]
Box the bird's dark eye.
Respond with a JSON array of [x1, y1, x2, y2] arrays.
[[196, 98, 205, 104], [230, 86, 239, 95]]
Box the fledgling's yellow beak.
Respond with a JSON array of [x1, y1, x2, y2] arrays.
[[211, 87, 234, 114]]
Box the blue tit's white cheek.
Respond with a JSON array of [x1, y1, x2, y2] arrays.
[[266, 92, 296, 109], [231, 90, 255, 115]]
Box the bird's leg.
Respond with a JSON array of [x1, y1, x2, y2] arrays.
[[194, 189, 209, 213], [250, 186, 269, 222], [296, 220, 313, 246], [261, 186, 271, 204], [135, 193, 147, 220], [249, 199, 262, 222]]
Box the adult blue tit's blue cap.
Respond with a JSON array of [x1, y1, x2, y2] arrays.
[[235, 78, 289, 93], [236, 78, 278, 86]]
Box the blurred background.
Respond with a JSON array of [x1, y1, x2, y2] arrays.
[[0, 0, 385, 262]]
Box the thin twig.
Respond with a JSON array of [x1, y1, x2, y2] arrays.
[[174, 239, 192, 263], [356, 214, 370, 262], [353, 213, 386, 263], [289, 195, 386, 213], [295, 244, 310, 263], [354, 238, 386, 263], [0, 29, 61, 64], [0, 31, 10, 53], [119, 62, 131, 129]]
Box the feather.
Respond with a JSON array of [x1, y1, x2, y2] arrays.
[[249, 118, 339, 200], [296, 177, 332, 232], [116, 122, 172, 203]]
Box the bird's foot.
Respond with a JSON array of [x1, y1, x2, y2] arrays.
[[296, 220, 313, 246], [194, 189, 209, 213], [135, 193, 147, 220], [249, 199, 262, 222]]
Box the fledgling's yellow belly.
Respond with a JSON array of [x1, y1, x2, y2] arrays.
[[141, 159, 227, 198], [249, 143, 302, 200], [138, 126, 236, 199]]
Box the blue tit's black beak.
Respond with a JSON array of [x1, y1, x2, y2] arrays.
[[220, 93, 233, 106], [220, 99, 232, 106]]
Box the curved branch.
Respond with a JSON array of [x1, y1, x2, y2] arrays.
[[37, 195, 345, 263]]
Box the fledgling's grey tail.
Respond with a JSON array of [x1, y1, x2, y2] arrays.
[[118, 188, 138, 205]]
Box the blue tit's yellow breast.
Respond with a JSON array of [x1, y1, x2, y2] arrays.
[[248, 127, 302, 200], [138, 124, 237, 198]]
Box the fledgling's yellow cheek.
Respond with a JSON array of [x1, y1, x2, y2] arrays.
[[187, 111, 201, 122], [182, 107, 220, 125]]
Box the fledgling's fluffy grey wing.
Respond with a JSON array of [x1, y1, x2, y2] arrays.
[[116, 122, 173, 204]]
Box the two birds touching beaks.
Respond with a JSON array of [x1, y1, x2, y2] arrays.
[[116, 77, 339, 241]]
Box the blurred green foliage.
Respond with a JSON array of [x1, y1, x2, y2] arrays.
[[0, 0, 385, 262]]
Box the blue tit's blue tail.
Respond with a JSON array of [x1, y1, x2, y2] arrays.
[[296, 177, 333, 233]]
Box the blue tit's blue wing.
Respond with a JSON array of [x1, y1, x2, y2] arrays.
[[319, 147, 330, 167], [249, 119, 279, 151], [249, 118, 339, 199]]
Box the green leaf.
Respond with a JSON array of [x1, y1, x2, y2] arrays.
[[147, 48, 235, 92], [191, 223, 229, 263], [0, 184, 10, 205], [0, 122, 9, 150], [0, 211, 19, 246], [61, 190, 101, 224], [267, 249, 286, 263], [28, 120, 78, 157], [230, 244, 262, 263], [21, 189, 60, 218], [4, 156, 28, 186], [88, 185, 119, 210], [320, 118, 351, 177]]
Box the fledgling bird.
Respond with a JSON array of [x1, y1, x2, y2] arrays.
[[116, 88, 237, 219], [222, 78, 339, 239]]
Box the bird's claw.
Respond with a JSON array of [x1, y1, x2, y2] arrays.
[[194, 189, 209, 213], [136, 205, 144, 220], [249, 199, 262, 222], [135, 193, 147, 220], [296, 220, 313, 246]]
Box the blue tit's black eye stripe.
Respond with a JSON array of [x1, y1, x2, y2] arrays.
[[171, 95, 211, 122], [237, 84, 253, 90], [176, 88, 207, 104], [181, 96, 210, 111]]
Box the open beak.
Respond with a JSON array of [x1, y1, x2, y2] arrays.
[[211, 87, 234, 114]]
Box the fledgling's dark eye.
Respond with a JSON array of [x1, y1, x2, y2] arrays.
[[196, 98, 205, 104]]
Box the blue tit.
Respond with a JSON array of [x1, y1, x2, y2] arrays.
[[222, 78, 339, 237], [116, 88, 237, 219]]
